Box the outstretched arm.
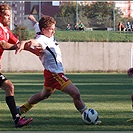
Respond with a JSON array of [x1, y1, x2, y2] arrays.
[[0, 40, 18, 50], [16, 39, 43, 56]]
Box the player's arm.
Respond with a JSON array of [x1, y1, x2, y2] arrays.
[[28, 14, 38, 26], [24, 40, 43, 56], [16, 39, 42, 56], [0, 27, 19, 50], [28, 14, 41, 35], [0, 40, 18, 50]]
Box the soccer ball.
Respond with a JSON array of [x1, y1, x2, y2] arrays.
[[82, 108, 98, 125]]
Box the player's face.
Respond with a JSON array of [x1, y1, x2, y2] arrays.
[[0, 10, 11, 27], [42, 24, 55, 38]]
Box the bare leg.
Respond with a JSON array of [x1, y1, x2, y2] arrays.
[[20, 88, 55, 114], [1, 80, 17, 119], [63, 83, 86, 113]]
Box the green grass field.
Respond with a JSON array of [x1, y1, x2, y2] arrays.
[[24, 30, 133, 42], [0, 73, 133, 131]]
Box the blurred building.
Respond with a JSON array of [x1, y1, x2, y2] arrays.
[[115, 1, 133, 19], [24, 2, 61, 30], [1, 1, 61, 30]]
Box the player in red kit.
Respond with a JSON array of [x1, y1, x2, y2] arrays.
[[0, 3, 33, 128]]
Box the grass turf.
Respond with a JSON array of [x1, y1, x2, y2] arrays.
[[0, 72, 133, 131]]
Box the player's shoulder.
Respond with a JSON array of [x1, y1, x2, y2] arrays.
[[36, 35, 49, 41]]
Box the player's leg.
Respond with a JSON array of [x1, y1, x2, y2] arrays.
[[18, 88, 55, 115], [48, 72, 87, 114], [62, 82, 102, 125], [0, 74, 33, 128], [63, 83, 87, 114], [17, 70, 55, 115]]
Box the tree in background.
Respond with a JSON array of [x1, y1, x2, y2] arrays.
[[55, 2, 75, 30], [55, 1, 131, 30], [55, 2, 88, 30], [84, 2, 124, 29]]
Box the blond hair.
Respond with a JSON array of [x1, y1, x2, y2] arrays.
[[0, 3, 11, 15]]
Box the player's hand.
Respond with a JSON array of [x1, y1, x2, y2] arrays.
[[15, 41, 30, 54], [127, 68, 133, 77], [0, 40, 5, 48], [28, 14, 37, 22]]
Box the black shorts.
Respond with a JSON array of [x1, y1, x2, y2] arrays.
[[0, 73, 7, 87]]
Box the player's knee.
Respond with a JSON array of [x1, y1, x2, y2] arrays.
[[41, 93, 51, 100], [2, 80, 14, 95], [7, 84, 14, 95], [7, 81, 14, 89]]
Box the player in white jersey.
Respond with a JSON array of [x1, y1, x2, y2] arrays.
[[16, 15, 101, 125]]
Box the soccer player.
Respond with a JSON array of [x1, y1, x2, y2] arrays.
[[127, 68, 133, 122], [0, 3, 33, 128], [16, 15, 102, 125]]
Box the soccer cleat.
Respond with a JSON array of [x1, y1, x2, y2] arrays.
[[95, 120, 102, 125], [15, 116, 33, 128], [127, 118, 133, 123]]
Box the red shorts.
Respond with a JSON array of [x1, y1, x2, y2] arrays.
[[44, 69, 71, 91]]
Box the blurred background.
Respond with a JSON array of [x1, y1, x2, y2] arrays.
[[2, 1, 133, 31]]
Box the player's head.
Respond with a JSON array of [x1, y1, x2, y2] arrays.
[[0, 3, 11, 27], [39, 15, 56, 38]]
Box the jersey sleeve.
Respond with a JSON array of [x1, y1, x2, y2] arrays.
[[34, 22, 41, 33]]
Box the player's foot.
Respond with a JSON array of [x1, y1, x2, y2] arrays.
[[95, 120, 102, 125], [127, 118, 133, 123], [16, 106, 22, 115], [15, 116, 33, 128]]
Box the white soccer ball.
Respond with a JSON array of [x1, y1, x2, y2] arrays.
[[82, 108, 98, 125]]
